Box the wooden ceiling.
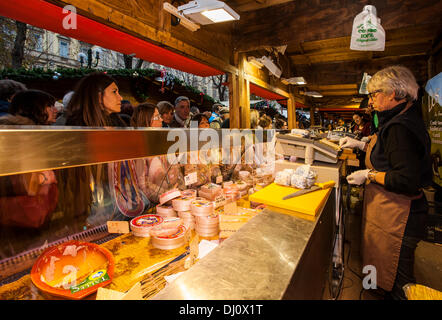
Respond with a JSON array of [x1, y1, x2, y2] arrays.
[[224, 0, 441, 109]]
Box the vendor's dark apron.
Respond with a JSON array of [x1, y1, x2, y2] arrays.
[[362, 133, 419, 291]]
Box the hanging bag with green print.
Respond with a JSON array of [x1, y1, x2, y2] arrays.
[[350, 5, 385, 51]]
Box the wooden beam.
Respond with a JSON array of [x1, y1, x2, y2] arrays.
[[235, 0, 295, 12], [295, 55, 429, 86], [234, 0, 442, 52]]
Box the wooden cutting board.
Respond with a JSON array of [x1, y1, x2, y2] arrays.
[[249, 183, 332, 219]]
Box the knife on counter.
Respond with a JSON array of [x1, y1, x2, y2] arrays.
[[282, 180, 335, 200]]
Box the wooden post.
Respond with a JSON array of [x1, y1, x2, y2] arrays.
[[238, 53, 250, 129], [228, 72, 240, 129], [287, 87, 297, 129], [309, 107, 315, 126]]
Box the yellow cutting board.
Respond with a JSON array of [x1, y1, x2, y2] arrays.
[[249, 183, 332, 218]]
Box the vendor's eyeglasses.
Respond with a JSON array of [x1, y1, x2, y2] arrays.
[[368, 90, 382, 100]]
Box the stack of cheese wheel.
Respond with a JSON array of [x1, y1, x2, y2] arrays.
[[191, 198, 219, 237], [236, 181, 249, 197], [156, 204, 177, 218], [172, 195, 194, 212], [198, 183, 223, 201], [194, 213, 220, 237], [223, 183, 240, 202], [173, 190, 197, 230], [178, 210, 195, 230], [130, 214, 163, 237], [151, 225, 188, 250]]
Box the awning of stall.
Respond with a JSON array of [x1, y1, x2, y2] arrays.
[[249, 83, 288, 104], [0, 0, 223, 77]]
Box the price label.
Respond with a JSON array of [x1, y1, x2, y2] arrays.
[[185, 171, 198, 186], [107, 221, 130, 234], [214, 194, 226, 208]]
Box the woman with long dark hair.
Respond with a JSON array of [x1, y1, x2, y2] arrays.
[[66, 72, 125, 127]]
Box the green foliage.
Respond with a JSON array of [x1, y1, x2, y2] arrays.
[[0, 67, 216, 105]]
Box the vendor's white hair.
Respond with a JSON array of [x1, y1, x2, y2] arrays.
[[367, 65, 419, 101]]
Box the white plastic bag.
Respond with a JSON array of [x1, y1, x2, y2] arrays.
[[350, 5, 385, 51]]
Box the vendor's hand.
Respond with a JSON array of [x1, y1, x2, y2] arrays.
[[361, 136, 371, 143], [339, 137, 366, 151], [347, 169, 370, 185]]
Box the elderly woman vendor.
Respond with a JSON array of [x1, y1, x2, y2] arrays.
[[339, 66, 432, 300]]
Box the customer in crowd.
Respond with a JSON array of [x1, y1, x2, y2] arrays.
[[209, 104, 224, 129], [351, 111, 371, 138], [3, 89, 57, 125], [203, 111, 212, 120], [190, 106, 200, 117], [274, 118, 287, 130], [131, 103, 162, 128], [169, 96, 190, 128], [258, 114, 272, 129], [65, 72, 125, 127], [191, 113, 210, 128], [220, 107, 230, 128], [340, 65, 432, 300], [54, 91, 74, 126], [209, 103, 222, 123], [120, 100, 134, 117], [0, 79, 27, 117], [250, 109, 260, 129], [157, 101, 174, 128], [0, 90, 59, 229]]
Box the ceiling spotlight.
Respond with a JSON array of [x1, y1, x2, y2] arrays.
[[257, 56, 282, 78], [178, 0, 240, 25], [304, 91, 323, 98], [281, 77, 307, 85]]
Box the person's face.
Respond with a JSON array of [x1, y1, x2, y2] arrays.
[[199, 117, 210, 128], [338, 119, 345, 126], [150, 108, 162, 128], [175, 100, 190, 120], [353, 115, 362, 125], [45, 105, 57, 124], [102, 82, 122, 113], [368, 90, 397, 112], [161, 109, 173, 124], [282, 122, 288, 130]]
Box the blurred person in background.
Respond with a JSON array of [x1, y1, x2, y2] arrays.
[[0, 79, 27, 117], [170, 96, 190, 128], [3, 89, 57, 125], [131, 103, 162, 128], [191, 113, 210, 128], [157, 100, 174, 128]]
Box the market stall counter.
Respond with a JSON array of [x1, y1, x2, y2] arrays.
[[0, 127, 335, 300], [153, 191, 335, 300]]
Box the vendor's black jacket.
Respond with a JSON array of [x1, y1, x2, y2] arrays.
[[370, 101, 432, 214]]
